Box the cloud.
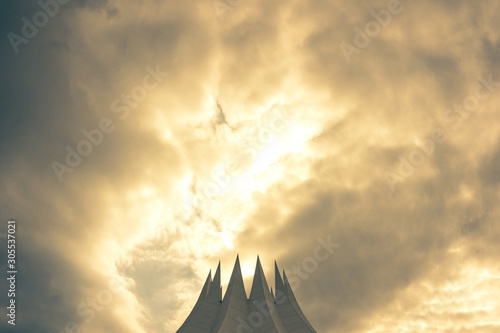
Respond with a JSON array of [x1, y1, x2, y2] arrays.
[[1, 0, 500, 332]]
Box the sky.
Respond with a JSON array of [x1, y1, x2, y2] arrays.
[[1, 0, 500, 332]]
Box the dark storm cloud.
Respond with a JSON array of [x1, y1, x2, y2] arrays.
[[0, 1, 183, 332]]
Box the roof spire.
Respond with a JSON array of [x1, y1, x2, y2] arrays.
[[209, 255, 249, 333], [249, 255, 268, 299], [249, 256, 287, 331], [281, 270, 317, 332], [275, 261, 286, 297], [207, 261, 222, 302], [177, 258, 317, 333]]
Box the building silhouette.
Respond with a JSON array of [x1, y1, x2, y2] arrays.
[[176, 256, 317, 333]]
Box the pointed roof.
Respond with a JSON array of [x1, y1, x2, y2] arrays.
[[209, 255, 249, 333], [282, 270, 317, 332], [177, 264, 222, 333], [249, 256, 287, 332], [275, 261, 286, 297], [226, 255, 247, 299], [177, 257, 317, 333], [206, 261, 222, 303], [198, 271, 212, 306], [249, 256, 269, 300], [176, 271, 212, 332]]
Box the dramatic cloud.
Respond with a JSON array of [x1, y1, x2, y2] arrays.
[[1, 0, 499, 332]]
